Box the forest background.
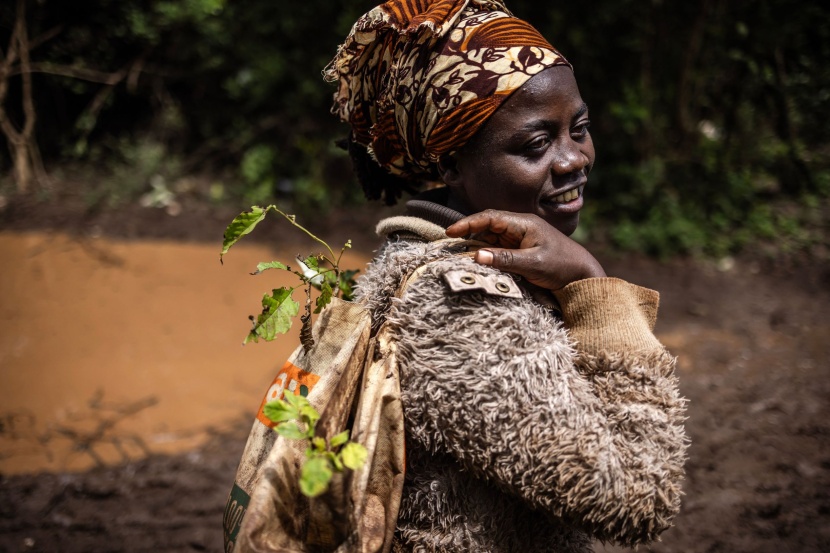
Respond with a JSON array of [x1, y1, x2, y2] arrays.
[[0, 0, 828, 259]]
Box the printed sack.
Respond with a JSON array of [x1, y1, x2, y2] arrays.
[[223, 296, 405, 553]]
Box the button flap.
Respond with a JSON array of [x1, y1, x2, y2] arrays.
[[442, 270, 523, 299]]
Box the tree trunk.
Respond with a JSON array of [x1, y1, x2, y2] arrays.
[[12, 141, 32, 194], [0, 0, 43, 195]]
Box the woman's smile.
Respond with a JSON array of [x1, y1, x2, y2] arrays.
[[540, 179, 587, 213], [440, 65, 596, 236]]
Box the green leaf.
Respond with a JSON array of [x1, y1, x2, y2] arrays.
[[250, 261, 289, 275], [220, 205, 273, 262], [283, 391, 309, 410], [245, 287, 300, 344], [341, 442, 367, 470], [330, 430, 350, 448], [338, 269, 360, 302], [326, 450, 344, 472], [300, 457, 333, 497], [312, 437, 326, 452], [302, 255, 319, 271], [314, 281, 333, 314], [299, 404, 321, 428], [275, 422, 306, 440], [262, 399, 298, 423]]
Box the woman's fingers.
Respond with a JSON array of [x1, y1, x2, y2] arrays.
[[477, 244, 602, 291], [475, 247, 538, 275], [446, 210, 533, 247], [446, 209, 606, 290]]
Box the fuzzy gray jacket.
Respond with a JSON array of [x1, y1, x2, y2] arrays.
[[354, 213, 688, 553]]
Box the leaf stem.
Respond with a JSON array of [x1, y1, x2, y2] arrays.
[[268, 205, 337, 262]]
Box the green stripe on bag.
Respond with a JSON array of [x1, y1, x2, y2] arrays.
[[223, 483, 251, 552]]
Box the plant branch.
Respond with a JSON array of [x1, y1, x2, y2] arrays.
[[268, 205, 337, 262]]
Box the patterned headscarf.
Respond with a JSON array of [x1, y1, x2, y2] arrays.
[[324, 0, 570, 180]]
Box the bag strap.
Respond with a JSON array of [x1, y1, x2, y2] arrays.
[[395, 238, 491, 298]]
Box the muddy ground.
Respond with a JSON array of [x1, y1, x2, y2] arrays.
[[1, 201, 829, 553]]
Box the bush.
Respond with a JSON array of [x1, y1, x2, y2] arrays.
[[1, 0, 827, 257]]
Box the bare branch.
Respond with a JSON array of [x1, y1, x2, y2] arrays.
[[29, 24, 64, 52], [0, 0, 45, 194], [0, 11, 22, 105], [81, 84, 117, 129], [0, 0, 24, 144], [1, 11, 21, 68], [18, 0, 36, 139], [8, 62, 128, 85], [127, 51, 150, 93]]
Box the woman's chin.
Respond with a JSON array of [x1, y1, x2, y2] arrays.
[[552, 213, 580, 236], [536, 208, 580, 236]]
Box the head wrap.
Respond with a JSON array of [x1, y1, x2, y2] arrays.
[[324, 0, 570, 180]]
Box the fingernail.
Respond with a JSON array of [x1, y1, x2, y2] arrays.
[[476, 249, 493, 265]]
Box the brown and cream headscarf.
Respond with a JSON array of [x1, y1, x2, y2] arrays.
[[324, 0, 570, 180]]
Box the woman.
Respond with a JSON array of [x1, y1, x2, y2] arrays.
[[326, 1, 688, 551]]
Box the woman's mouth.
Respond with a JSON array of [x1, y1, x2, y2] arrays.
[[549, 185, 584, 204], [539, 185, 585, 215]]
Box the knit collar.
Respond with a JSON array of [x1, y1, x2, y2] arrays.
[[405, 187, 468, 229]]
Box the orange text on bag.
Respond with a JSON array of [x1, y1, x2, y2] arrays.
[[255, 361, 321, 428]]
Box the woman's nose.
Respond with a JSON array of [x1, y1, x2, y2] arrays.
[[551, 140, 589, 176]]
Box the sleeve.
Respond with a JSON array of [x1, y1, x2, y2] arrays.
[[387, 265, 688, 546]]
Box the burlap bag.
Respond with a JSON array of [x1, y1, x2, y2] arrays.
[[223, 296, 405, 553], [223, 241, 486, 553]]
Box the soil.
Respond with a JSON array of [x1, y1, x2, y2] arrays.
[[1, 199, 829, 553]]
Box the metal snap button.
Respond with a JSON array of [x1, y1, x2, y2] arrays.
[[460, 275, 476, 285], [495, 281, 511, 293]]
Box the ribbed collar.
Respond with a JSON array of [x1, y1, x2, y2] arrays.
[[405, 187, 469, 229]]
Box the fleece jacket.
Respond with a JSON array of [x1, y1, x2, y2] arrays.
[[353, 205, 688, 553]]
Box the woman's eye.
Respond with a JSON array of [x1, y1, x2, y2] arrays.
[[571, 121, 591, 138], [525, 136, 550, 152]]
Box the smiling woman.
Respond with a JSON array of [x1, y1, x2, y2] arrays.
[[237, 1, 688, 552], [441, 66, 595, 234]]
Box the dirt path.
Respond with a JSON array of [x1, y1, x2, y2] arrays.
[[1, 229, 829, 552], [0, 231, 370, 474]]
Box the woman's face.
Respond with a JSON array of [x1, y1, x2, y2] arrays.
[[442, 65, 595, 237]]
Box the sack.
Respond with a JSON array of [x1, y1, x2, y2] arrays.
[[223, 295, 405, 553], [223, 240, 484, 553]]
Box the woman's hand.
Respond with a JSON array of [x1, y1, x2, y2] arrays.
[[445, 210, 606, 291]]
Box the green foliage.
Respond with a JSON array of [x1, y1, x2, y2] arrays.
[[507, 0, 830, 257], [4, 0, 829, 257], [245, 287, 300, 344], [263, 393, 367, 498], [220, 205, 271, 261], [315, 282, 333, 314], [74, 136, 182, 209], [222, 206, 366, 497], [300, 457, 333, 497], [221, 204, 359, 345], [251, 261, 290, 275], [340, 442, 368, 470]]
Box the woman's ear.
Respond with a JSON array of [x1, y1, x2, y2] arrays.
[[437, 154, 462, 187]]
